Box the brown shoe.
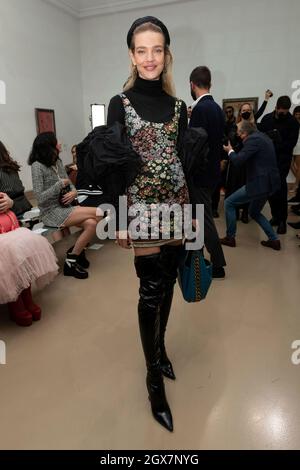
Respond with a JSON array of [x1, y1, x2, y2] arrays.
[[220, 236, 236, 247], [261, 239, 281, 251]]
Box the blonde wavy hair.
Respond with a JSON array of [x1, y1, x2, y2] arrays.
[[123, 22, 175, 97]]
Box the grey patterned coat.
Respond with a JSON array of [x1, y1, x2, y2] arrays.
[[31, 159, 76, 227]]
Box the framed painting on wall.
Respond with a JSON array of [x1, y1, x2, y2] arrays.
[[35, 108, 56, 135], [222, 97, 259, 120]]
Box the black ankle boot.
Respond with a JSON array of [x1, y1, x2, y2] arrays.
[[64, 254, 88, 279], [67, 246, 90, 269], [135, 254, 173, 432], [158, 245, 182, 381]]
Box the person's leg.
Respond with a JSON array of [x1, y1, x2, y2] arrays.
[[72, 218, 97, 255], [241, 203, 249, 224], [63, 206, 102, 228], [134, 246, 173, 432], [248, 198, 278, 241], [275, 169, 289, 233], [63, 208, 102, 278], [8, 293, 32, 327], [268, 190, 281, 224], [269, 169, 289, 229], [211, 182, 221, 215], [195, 187, 226, 268], [64, 219, 98, 278], [224, 186, 250, 238], [290, 155, 300, 193], [21, 286, 41, 321], [159, 242, 182, 380], [278, 175, 288, 223]]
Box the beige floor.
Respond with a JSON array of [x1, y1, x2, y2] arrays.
[[0, 205, 300, 450]]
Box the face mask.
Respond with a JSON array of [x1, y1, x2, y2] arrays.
[[241, 111, 251, 120]]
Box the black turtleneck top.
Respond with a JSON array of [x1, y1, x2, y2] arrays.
[[107, 76, 188, 146]]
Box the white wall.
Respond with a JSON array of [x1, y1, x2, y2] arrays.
[[0, 0, 84, 189], [80, 0, 300, 133]]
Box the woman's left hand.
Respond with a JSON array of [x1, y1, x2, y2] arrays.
[[0, 193, 13, 213], [61, 190, 77, 205]]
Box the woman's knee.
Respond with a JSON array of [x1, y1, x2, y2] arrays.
[[83, 218, 97, 230]]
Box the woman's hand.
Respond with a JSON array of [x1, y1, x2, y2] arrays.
[[61, 190, 77, 205], [0, 193, 13, 213], [115, 230, 132, 249]]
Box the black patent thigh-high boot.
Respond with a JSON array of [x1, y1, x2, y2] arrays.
[[134, 253, 173, 432], [159, 245, 182, 381]]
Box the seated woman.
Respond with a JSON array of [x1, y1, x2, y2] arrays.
[[28, 132, 103, 280], [0, 140, 32, 217], [0, 194, 58, 327]]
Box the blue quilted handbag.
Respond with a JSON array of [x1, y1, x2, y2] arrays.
[[178, 248, 212, 303]]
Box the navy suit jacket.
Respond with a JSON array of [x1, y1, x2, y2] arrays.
[[189, 95, 225, 189], [229, 131, 280, 198]]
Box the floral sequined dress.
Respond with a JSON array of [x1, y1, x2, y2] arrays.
[[120, 93, 189, 245]]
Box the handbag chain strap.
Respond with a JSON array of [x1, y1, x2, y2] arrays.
[[194, 255, 201, 301]]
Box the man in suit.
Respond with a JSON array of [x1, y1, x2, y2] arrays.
[[189, 66, 226, 279], [221, 121, 281, 250], [258, 96, 299, 234]]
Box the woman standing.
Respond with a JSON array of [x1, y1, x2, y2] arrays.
[[107, 17, 189, 432], [29, 132, 103, 279]]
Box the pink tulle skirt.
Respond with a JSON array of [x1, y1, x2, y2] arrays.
[[0, 228, 59, 304]]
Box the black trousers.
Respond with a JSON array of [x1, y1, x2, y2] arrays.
[[193, 186, 226, 268], [268, 167, 289, 223]]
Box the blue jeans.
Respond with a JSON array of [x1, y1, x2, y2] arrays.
[[225, 186, 278, 241]]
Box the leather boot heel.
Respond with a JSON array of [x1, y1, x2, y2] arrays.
[[147, 371, 173, 432]]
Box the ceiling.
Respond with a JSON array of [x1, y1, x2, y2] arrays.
[[43, 0, 184, 18]]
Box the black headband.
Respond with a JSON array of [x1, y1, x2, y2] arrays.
[[127, 16, 170, 48]]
